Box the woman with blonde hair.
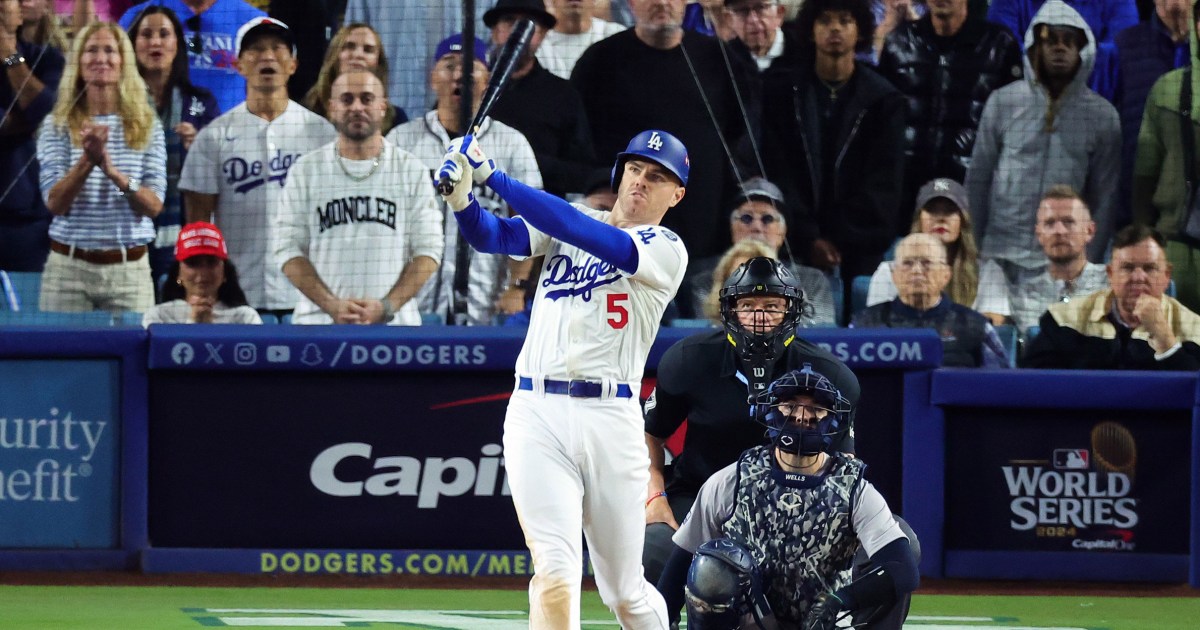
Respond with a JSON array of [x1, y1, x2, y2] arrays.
[[865, 177, 1009, 323], [302, 22, 406, 133], [36, 20, 165, 313], [693, 242, 836, 327], [702, 239, 777, 321]]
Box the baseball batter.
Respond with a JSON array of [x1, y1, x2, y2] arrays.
[[276, 71, 442, 325], [437, 129, 690, 630]]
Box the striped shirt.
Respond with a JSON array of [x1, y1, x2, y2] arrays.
[[38, 114, 166, 249]]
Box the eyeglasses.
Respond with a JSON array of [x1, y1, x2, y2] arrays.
[[435, 58, 486, 77], [1113, 262, 1163, 276], [734, 212, 780, 226], [892, 258, 948, 272], [185, 14, 202, 54], [775, 402, 832, 420], [729, 3, 778, 18], [731, 306, 786, 315]]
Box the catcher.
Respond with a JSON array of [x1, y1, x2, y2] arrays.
[[656, 366, 919, 630]]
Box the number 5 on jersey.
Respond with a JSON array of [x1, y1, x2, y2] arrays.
[[607, 293, 630, 329]]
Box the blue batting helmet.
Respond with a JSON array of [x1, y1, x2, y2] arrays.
[[610, 129, 689, 192]]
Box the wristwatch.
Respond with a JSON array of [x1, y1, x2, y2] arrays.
[[3, 53, 25, 68], [121, 178, 140, 197]]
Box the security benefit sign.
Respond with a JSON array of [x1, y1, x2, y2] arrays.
[[148, 371, 522, 550], [945, 408, 1188, 554], [0, 360, 119, 548]]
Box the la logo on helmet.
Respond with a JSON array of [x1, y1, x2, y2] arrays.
[[646, 132, 664, 151]]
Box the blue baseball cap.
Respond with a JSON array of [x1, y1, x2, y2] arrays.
[[434, 33, 490, 66]]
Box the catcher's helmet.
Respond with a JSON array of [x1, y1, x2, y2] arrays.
[[610, 129, 689, 192], [753, 364, 851, 456], [719, 257, 808, 367]]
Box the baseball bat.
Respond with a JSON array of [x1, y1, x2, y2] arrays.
[[436, 18, 536, 196]]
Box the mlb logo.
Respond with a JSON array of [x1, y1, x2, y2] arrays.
[[1053, 449, 1089, 470]]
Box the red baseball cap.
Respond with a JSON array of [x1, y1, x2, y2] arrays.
[[176, 222, 229, 261]]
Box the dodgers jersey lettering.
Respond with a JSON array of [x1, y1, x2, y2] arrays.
[[514, 205, 688, 384], [180, 101, 336, 310]]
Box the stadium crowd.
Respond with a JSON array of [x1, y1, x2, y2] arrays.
[[1, 0, 1199, 366]]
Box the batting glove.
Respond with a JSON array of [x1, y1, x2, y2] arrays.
[[802, 592, 845, 630], [447, 134, 496, 185], [436, 153, 474, 211]]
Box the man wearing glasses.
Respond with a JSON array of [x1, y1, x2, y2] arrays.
[[1024, 225, 1200, 369], [725, 0, 799, 73], [120, 0, 265, 113], [683, 177, 835, 325], [643, 256, 859, 583], [851, 232, 1009, 367]]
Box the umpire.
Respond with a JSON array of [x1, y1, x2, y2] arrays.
[[643, 257, 860, 583]]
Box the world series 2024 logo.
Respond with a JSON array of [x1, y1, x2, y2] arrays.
[[1000, 421, 1140, 551]]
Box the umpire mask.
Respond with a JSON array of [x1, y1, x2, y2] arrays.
[[720, 257, 808, 391]]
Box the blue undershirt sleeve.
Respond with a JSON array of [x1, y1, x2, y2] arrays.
[[485, 169, 639, 274], [451, 197, 532, 257]]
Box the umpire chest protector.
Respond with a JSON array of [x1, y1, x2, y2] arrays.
[[720, 447, 865, 625]]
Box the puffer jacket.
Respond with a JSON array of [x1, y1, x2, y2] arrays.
[[877, 16, 1023, 218], [965, 0, 1120, 269]]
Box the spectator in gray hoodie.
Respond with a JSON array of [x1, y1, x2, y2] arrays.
[[965, 0, 1120, 276]]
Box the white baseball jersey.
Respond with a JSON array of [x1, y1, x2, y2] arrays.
[[180, 100, 337, 310], [514, 206, 688, 384], [537, 19, 627, 80], [275, 140, 444, 325], [386, 111, 542, 325]]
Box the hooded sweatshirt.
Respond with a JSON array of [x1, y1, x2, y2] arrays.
[[966, 0, 1120, 270]]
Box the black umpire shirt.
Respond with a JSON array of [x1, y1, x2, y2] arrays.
[[644, 329, 860, 500]]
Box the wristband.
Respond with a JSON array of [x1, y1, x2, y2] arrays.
[[645, 491, 667, 507]]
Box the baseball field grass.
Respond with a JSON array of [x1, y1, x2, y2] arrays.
[[0, 580, 1198, 629]]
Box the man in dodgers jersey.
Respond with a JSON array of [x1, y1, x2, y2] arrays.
[[386, 33, 542, 326], [181, 17, 335, 314], [276, 71, 442, 325], [437, 129, 690, 629]]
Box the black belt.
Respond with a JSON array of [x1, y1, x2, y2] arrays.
[[518, 377, 634, 399]]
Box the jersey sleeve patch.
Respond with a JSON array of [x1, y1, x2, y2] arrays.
[[627, 225, 688, 290]]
